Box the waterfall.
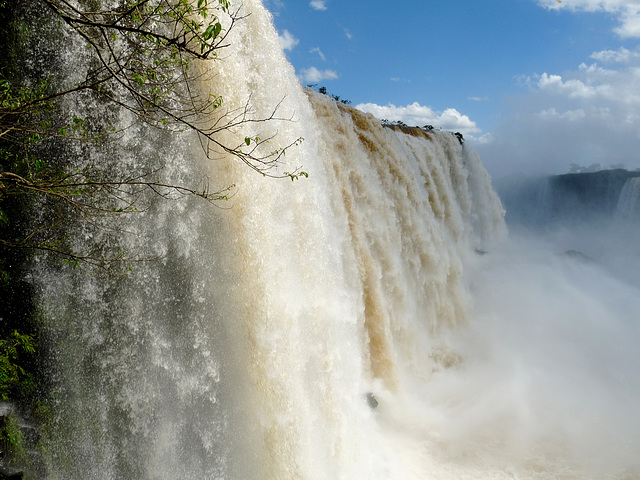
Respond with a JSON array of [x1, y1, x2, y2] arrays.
[[616, 176, 640, 220], [16, 1, 640, 479]]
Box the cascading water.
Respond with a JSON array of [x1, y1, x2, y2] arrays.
[[21, 0, 640, 479], [616, 176, 640, 220]]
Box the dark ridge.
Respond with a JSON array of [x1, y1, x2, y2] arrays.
[[496, 169, 640, 227]]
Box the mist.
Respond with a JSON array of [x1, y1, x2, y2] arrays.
[[465, 52, 640, 475], [439, 230, 640, 476], [418, 167, 640, 477]]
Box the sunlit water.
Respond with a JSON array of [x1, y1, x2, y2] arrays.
[[32, 1, 640, 479]]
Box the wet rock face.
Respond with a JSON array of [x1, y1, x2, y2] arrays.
[[365, 393, 378, 410], [549, 169, 640, 218], [0, 403, 45, 480], [0, 462, 23, 479], [0, 404, 23, 479], [497, 169, 640, 227]]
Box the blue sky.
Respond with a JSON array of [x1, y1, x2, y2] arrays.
[[263, 0, 640, 178]]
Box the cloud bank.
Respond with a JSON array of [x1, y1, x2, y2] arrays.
[[476, 46, 640, 178], [355, 102, 481, 136], [536, 0, 640, 37], [298, 66, 339, 83]]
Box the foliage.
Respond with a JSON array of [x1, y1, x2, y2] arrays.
[[284, 170, 308, 182], [307, 84, 351, 104], [0, 330, 36, 402], [379, 120, 465, 143], [0, 413, 27, 467], [381, 119, 408, 127]]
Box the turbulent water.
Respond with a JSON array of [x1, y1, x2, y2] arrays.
[[29, 1, 640, 479]]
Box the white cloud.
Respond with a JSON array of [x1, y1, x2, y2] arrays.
[[344, 28, 353, 40], [536, 0, 640, 37], [310, 0, 327, 10], [472, 132, 494, 145], [278, 30, 299, 51], [355, 102, 481, 135], [590, 47, 640, 63], [298, 66, 339, 83], [469, 96, 490, 102], [536, 72, 607, 98], [263, 0, 285, 10], [310, 47, 326, 61], [538, 107, 587, 121], [476, 46, 640, 177], [531, 51, 640, 104]]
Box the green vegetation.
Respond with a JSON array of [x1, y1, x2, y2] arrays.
[[0, 330, 35, 468], [379, 119, 464, 144], [307, 84, 351, 104], [0, 330, 36, 402], [0, 413, 28, 467]]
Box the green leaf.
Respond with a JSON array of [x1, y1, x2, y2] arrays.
[[245, 137, 251, 146], [203, 22, 222, 41], [132, 73, 144, 87]]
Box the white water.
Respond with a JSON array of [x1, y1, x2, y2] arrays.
[[34, 1, 640, 479], [616, 176, 640, 220]]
